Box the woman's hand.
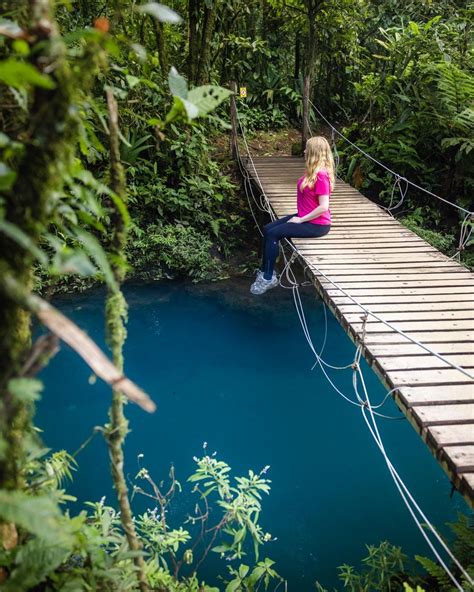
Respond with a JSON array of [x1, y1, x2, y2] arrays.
[[288, 216, 302, 224]]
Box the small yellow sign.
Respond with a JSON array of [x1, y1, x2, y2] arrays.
[[239, 86, 247, 98]]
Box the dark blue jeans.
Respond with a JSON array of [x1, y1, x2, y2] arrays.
[[261, 213, 331, 279]]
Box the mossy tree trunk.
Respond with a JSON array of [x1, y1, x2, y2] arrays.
[[0, 0, 99, 490], [150, 16, 169, 77], [103, 89, 149, 592]]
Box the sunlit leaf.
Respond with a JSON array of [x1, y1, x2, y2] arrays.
[[74, 228, 117, 290], [168, 66, 188, 99], [137, 3, 182, 24], [0, 59, 55, 89], [0, 219, 48, 265], [187, 85, 233, 117], [0, 162, 16, 190], [8, 378, 43, 403]]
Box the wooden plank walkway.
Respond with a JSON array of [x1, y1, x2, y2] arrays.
[[245, 155, 474, 507]]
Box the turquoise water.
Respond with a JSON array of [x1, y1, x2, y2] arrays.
[[37, 280, 468, 590]]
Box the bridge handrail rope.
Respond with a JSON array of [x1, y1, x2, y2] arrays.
[[308, 100, 474, 217], [234, 104, 474, 590]]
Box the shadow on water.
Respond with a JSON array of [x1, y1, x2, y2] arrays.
[[37, 278, 469, 590]]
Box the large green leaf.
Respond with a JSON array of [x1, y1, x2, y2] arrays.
[[0, 58, 56, 89], [74, 228, 118, 290], [168, 66, 188, 99], [0, 162, 17, 191], [0, 218, 49, 265], [2, 538, 70, 592], [164, 95, 199, 124], [137, 3, 182, 24], [187, 85, 233, 117], [0, 491, 73, 545]]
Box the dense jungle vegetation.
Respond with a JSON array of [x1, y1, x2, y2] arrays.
[[0, 0, 473, 590]]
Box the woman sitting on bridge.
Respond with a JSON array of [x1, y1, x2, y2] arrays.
[[250, 135, 334, 295]]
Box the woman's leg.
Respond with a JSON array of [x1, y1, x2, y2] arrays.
[[261, 214, 296, 273], [262, 222, 330, 279]]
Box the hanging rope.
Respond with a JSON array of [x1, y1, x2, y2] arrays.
[[331, 127, 340, 175], [450, 212, 474, 261], [382, 174, 409, 217]]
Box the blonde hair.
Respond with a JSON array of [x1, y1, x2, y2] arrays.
[[300, 136, 335, 192]]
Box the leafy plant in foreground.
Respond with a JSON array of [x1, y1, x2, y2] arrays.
[[0, 448, 282, 591], [132, 445, 282, 591]]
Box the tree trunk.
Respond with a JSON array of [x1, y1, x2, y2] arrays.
[[294, 34, 301, 81], [151, 15, 169, 77], [187, 0, 200, 83], [196, 3, 217, 84]]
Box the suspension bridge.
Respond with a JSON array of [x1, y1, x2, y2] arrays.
[[236, 126, 474, 512]]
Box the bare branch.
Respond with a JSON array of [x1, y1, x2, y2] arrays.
[[20, 333, 59, 377], [1, 271, 156, 413]]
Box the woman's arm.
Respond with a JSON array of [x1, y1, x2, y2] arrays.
[[289, 195, 329, 223]]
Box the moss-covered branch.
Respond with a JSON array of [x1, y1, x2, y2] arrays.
[[103, 88, 149, 592]]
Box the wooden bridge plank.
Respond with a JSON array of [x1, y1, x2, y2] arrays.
[[366, 343, 474, 355], [333, 299, 474, 309], [326, 287, 474, 295], [362, 331, 473, 343], [412, 404, 474, 426], [316, 266, 469, 275], [245, 156, 474, 506], [338, 298, 474, 314], [326, 274, 472, 283], [351, 320, 474, 332], [399, 385, 474, 406], [344, 311, 474, 323], [428, 424, 474, 446], [384, 368, 474, 386], [378, 353, 474, 369], [440, 446, 474, 472]]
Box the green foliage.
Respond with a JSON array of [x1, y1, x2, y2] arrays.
[[0, 450, 281, 591], [237, 102, 288, 131], [336, 9, 473, 238], [415, 514, 474, 592], [1, 0, 473, 589], [402, 211, 456, 254], [128, 224, 221, 280], [327, 541, 408, 592], [2, 538, 71, 592], [0, 490, 75, 546], [0, 58, 56, 89], [315, 515, 474, 591]]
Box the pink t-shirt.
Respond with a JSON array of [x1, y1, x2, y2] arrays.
[[297, 170, 331, 225]]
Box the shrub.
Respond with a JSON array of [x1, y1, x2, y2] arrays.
[[128, 224, 222, 281]]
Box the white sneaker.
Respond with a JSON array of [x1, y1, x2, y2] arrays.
[[250, 271, 278, 295]]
